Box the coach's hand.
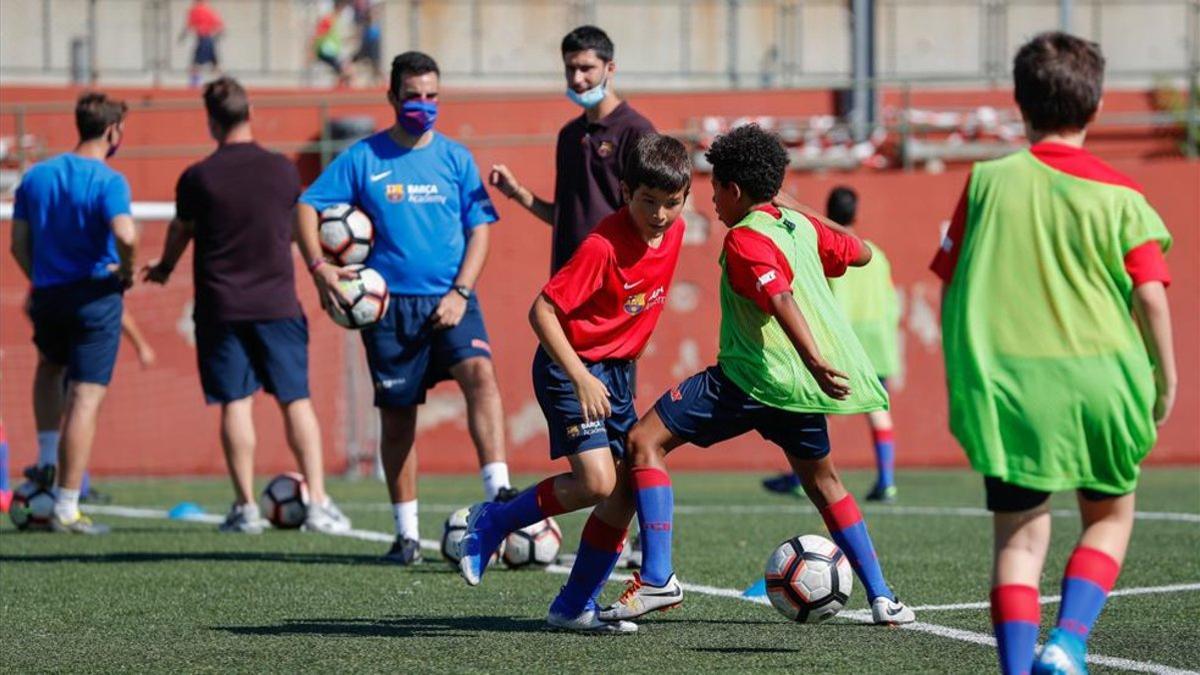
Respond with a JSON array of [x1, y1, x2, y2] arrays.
[[810, 360, 851, 400], [431, 291, 467, 330], [571, 371, 612, 423], [488, 164, 521, 199], [313, 262, 356, 310], [109, 262, 135, 289], [141, 260, 173, 285]]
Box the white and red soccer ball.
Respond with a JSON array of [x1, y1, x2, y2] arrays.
[[318, 204, 374, 266], [502, 517, 562, 569], [8, 480, 55, 531], [326, 264, 389, 329], [259, 472, 309, 529], [765, 534, 853, 623]]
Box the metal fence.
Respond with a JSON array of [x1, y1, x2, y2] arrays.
[[1, 0, 1197, 88]]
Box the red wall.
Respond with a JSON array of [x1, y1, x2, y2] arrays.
[[1, 85, 1195, 476]]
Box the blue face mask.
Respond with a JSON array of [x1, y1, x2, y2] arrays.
[[397, 99, 438, 136], [566, 78, 607, 109]]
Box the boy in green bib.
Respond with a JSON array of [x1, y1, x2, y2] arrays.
[[932, 32, 1176, 675], [601, 125, 915, 626]]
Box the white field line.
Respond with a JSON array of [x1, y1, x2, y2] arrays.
[[342, 502, 1200, 524], [82, 504, 1200, 675]]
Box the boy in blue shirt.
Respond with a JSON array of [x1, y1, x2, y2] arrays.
[[9, 92, 139, 534], [298, 52, 513, 563]]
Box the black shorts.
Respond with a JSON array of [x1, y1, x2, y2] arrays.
[[984, 477, 1129, 513]]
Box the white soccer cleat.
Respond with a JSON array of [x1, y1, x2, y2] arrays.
[[305, 499, 352, 534], [598, 572, 684, 621], [870, 596, 916, 624], [218, 503, 265, 534], [547, 607, 638, 634]]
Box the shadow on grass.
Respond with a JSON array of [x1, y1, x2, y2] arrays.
[[0, 551, 382, 566], [690, 646, 800, 655], [215, 615, 546, 638]]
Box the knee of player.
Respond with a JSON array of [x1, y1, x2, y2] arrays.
[[455, 358, 499, 394], [578, 471, 617, 504], [626, 429, 662, 468]]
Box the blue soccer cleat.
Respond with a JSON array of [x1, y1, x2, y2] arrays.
[[762, 472, 802, 496], [1033, 628, 1089, 675], [458, 501, 502, 586]]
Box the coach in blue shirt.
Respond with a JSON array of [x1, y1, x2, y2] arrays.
[[298, 51, 512, 564], [9, 92, 139, 534]]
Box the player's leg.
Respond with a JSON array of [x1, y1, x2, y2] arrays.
[[54, 381, 107, 527], [31, 352, 66, 484], [779, 415, 912, 624], [218, 396, 263, 533], [986, 478, 1053, 675], [865, 406, 897, 502], [1034, 491, 1132, 674], [443, 297, 510, 501], [379, 404, 421, 563]]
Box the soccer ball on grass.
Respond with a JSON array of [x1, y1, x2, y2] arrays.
[[9, 480, 55, 531], [502, 517, 562, 569], [259, 472, 309, 529], [764, 534, 853, 623]]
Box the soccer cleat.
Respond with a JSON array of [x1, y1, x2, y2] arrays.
[[870, 596, 916, 624], [494, 486, 520, 503], [381, 536, 423, 565], [865, 484, 898, 503], [599, 572, 684, 620], [762, 472, 803, 496], [23, 464, 56, 489], [218, 503, 265, 534], [547, 606, 638, 634], [50, 511, 110, 535], [458, 501, 502, 586], [1033, 628, 1089, 675], [305, 499, 352, 534]]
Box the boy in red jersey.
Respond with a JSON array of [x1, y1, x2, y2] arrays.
[[932, 33, 1175, 675], [458, 134, 690, 634]]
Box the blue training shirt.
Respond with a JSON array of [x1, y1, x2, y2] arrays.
[[300, 131, 498, 295], [13, 154, 131, 289]]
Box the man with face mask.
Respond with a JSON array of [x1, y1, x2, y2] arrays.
[[490, 25, 657, 274], [297, 51, 514, 564], [10, 92, 139, 534]]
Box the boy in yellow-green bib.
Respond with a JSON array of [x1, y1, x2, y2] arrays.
[[601, 125, 915, 626], [932, 32, 1176, 675]]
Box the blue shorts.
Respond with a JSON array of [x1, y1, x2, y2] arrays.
[[654, 365, 831, 460], [29, 277, 124, 386], [196, 316, 311, 405], [194, 36, 217, 66], [532, 347, 636, 460], [362, 295, 492, 408]]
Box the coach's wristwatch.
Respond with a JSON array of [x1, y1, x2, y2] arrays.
[[453, 285, 472, 300]]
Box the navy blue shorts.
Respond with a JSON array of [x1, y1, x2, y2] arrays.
[[196, 316, 310, 405], [532, 347, 636, 460], [30, 277, 124, 386], [361, 295, 492, 408], [654, 365, 831, 460], [194, 36, 217, 66]]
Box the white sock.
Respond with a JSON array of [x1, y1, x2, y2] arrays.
[[54, 487, 81, 520], [37, 431, 60, 467], [392, 500, 419, 541], [480, 462, 510, 500]]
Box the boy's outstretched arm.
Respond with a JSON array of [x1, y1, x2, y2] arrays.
[[529, 294, 612, 422], [769, 291, 851, 400], [1131, 281, 1176, 425]]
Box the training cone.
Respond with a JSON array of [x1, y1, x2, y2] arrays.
[[168, 502, 206, 520], [743, 577, 767, 598]]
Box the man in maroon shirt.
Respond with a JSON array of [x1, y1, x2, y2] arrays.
[[488, 25, 656, 273], [142, 77, 350, 535]]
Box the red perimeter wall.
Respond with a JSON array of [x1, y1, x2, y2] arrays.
[[1, 85, 1196, 476]]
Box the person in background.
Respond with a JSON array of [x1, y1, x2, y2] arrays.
[[179, 0, 224, 88], [313, 3, 351, 88], [352, 1, 384, 86]]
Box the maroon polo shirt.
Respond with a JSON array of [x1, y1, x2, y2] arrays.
[[551, 100, 655, 273]]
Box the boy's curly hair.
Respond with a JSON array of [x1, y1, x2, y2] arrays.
[[704, 124, 789, 203]]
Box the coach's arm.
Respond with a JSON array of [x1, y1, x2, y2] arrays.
[[295, 203, 356, 310]]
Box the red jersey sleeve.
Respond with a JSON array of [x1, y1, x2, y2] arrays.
[[931, 173, 971, 283], [724, 228, 794, 314], [542, 236, 610, 314], [808, 215, 863, 278], [1124, 241, 1172, 288]]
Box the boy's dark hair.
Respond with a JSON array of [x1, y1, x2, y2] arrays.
[[203, 76, 250, 130], [623, 134, 691, 195], [390, 51, 440, 94], [561, 25, 614, 62], [75, 92, 128, 142], [826, 186, 858, 226], [1013, 31, 1105, 133], [704, 125, 789, 203]]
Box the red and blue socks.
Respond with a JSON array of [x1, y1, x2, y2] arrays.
[[550, 515, 627, 617], [991, 584, 1041, 675], [482, 476, 567, 555], [632, 466, 674, 587], [819, 494, 894, 601], [872, 428, 895, 489], [1055, 546, 1120, 641]]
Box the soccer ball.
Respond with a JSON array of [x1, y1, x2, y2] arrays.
[[765, 534, 853, 623], [9, 480, 55, 530], [319, 204, 374, 265], [326, 264, 389, 329], [259, 472, 309, 529], [440, 506, 502, 567], [502, 517, 562, 569]]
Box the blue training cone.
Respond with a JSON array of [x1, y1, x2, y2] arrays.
[[743, 577, 767, 598], [168, 502, 206, 520]]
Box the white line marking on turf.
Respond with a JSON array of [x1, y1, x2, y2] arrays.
[[83, 504, 1199, 674]]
